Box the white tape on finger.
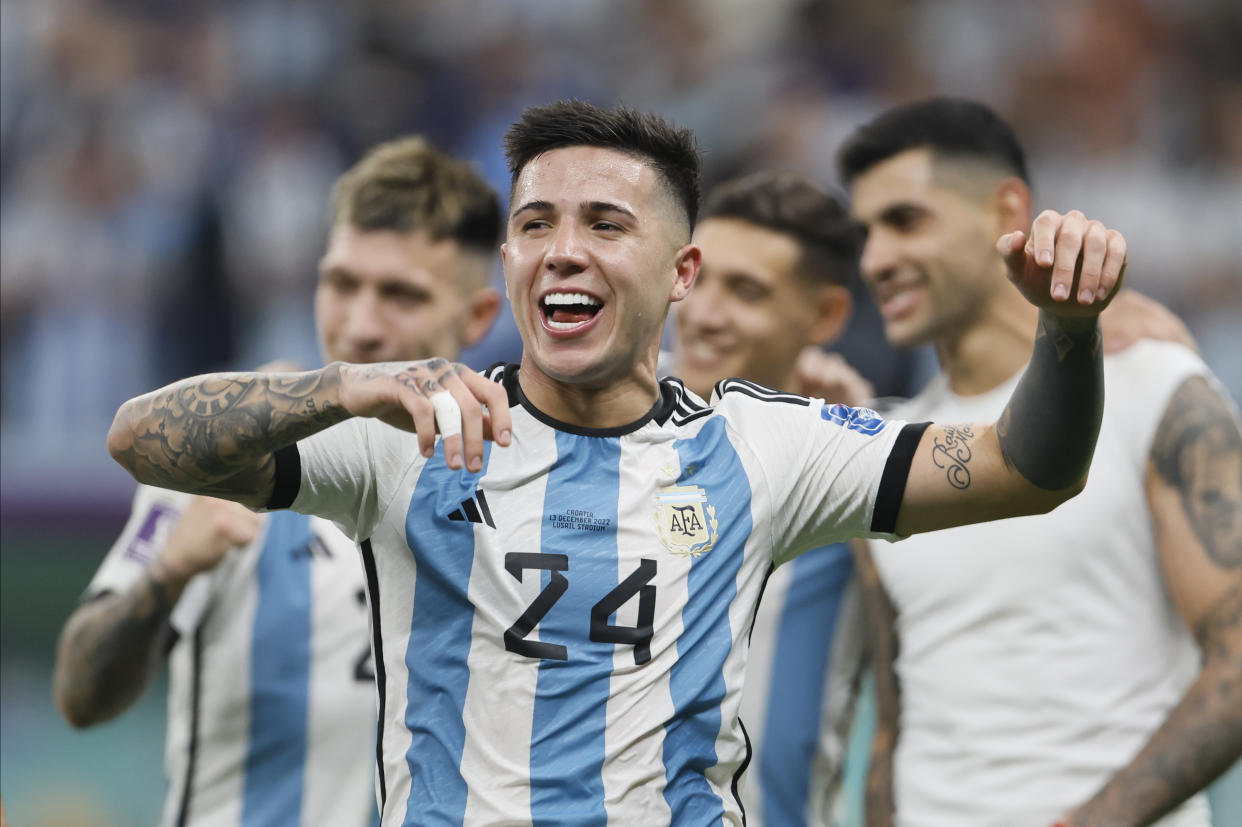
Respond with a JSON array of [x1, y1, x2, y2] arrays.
[[429, 391, 462, 439]]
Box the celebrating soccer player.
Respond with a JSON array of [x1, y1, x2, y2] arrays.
[[108, 100, 1128, 825]]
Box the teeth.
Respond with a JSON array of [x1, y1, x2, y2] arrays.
[[547, 320, 588, 330], [543, 292, 601, 307]]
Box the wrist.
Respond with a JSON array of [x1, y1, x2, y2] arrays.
[[148, 555, 196, 600], [1039, 309, 1100, 338]]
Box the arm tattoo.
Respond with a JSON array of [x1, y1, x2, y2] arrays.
[[931, 425, 975, 490], [997, 312, 1104, 490], [111, 365, 350, 496], [1151, 376, 1242, 569], [53, 569, 178, 727], [1070, 588, 1242, 826]]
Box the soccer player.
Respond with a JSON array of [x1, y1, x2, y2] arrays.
[[106, 100, 1126, 825], [53, 136, 503, 827], [676, 171, 872, 826], [838, 98, 1242, 826]]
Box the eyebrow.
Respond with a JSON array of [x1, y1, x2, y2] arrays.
[[509, 200, 638, 221]]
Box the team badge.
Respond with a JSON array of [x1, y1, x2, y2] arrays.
[[654, 484, 718, 557]]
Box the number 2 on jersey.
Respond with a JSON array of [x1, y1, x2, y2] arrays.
[[503, 553, 658, 665]]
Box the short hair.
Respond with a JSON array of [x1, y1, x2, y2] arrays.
[[331, 136, 502, 255], [837, 97, 1029, 187], [503, 99, 701, 230], [700, 171, 859, 287]]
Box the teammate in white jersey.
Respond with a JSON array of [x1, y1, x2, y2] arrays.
[[676, 171, 875, 827], [108, 100, 1129, 826], [54, 136, 504, 826], [837, 98, 1242, 826]]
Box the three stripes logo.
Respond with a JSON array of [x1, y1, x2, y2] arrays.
[[448, 490, 495, 528]]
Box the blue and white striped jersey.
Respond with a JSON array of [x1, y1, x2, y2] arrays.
[[86, 486, 377, 827], [738, 541, 864, 827], [278, 364, 923, 826]]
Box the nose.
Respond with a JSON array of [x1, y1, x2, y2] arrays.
[[340, 290, 386, 356], [544, 222, 589, 275], [861, 225, 903, 283]]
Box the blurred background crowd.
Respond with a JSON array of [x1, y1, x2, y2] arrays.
[[2, 0, 1239, 824]]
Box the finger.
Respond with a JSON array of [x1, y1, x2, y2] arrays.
[[460, 370, 513, 447], [1076, 220, 1108, 305], [441, 373, 486, 473], [1098, 229, 1127, 300], [402, 381, 441, 461], [996, 230, 1027, 281], [1030, 210, 1061, 270], [429, 390, 466, 470], [1049, 210, 1085, 302]]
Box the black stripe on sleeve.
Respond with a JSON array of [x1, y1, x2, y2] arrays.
[[174, 627, 205, 827], [870, 422, 931, 535], [266, 444, 302, 510], [360, 540, 388, 813]]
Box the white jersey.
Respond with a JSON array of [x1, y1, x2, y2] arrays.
[[278, 364, 921, 826], [738, 541, 864, 827], [868, 340, 1212, 827], [86, 485, 376, 827]]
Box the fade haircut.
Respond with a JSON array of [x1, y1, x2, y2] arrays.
[[837, 97, 1029, 187], [503, 99, 701, 232], [331, 136, 502, 256], [701, 171, 859, 287]]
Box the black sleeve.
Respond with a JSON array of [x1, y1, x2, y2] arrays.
[[870, 422, 930, 534], [266, 444, 302, 510]]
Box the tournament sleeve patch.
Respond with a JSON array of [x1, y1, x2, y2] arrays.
[[125, 503, 179, 564], [822, 403, 889, 436], [267, 444, 302, 510], [870, 422, 931, 534]]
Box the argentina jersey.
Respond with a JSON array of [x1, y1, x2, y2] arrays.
[[85, 486, 376, 827], [275, 364, 926, 826]]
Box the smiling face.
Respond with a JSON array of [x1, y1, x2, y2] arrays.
[[848, 148, 1007, 349], [316, 224, 497, 365], [676, 217, 824, 397], [502, 145, 699, 390]]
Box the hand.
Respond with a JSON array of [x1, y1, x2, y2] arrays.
[[1099, 288, 1199, 355], [337, 358, 513, 471], [158, 496, 262, 582], [792, 349, 875, 407], [998, 210, 1127, 317]]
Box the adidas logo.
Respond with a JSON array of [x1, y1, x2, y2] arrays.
[[448, 490, 495, 528]]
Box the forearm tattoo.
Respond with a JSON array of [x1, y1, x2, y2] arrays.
[[54, 569, 177, 726], [1151, 376, 1242, 569], [931, 425, 975, 490], [998, 312, 1104, 490], [111, 366, 350, 494]]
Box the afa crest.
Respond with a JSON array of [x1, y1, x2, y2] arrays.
[[654, 484, 719, 557]]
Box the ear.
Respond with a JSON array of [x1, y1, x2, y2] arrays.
[[667, 243, 702, 303], [990, 177, 1032, 237], [807, 284, 854, 346], [461, 287, 503, 348]]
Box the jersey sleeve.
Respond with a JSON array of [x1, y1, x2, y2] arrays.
[[283, 418, 388, 541], [84, 485, 214, 634], [717, 386, 923, 565]]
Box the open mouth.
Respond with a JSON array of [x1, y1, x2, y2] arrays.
[[540, 291, 603, 331]]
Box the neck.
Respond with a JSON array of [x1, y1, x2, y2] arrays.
[[517, 353, 662, 430], [934, 286, 1038, 396]]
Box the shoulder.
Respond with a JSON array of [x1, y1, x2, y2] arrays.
[[1105, 339, 1208, 394]]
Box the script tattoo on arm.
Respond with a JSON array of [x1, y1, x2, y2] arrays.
[[53, 564, 178, 728], [931, 425, 975, 490], [1152, 376, 1242, 568], [109, 366, 350, 504]]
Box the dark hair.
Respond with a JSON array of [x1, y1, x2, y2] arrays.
[[504, 99, 701, 229], [837, 97, 1029, 186], [701, 171, 859, 287], [332, 136, 502, 255]]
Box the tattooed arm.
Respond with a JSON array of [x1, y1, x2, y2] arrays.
[[1061, 376, 1242, 827], [854, 540, 899, 827], [53, 497, 260, 727], [107, 360, 513, 506]]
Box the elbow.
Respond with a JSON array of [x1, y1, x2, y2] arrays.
[[106, 404, 138, 475], [1017, 472, 1089, 517]]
